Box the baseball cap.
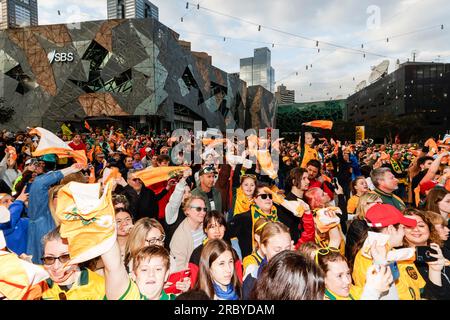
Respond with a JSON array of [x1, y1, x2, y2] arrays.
[[25, 158, 38, 166], [199, 164, 217, 176], [365, 203, 417, 228], [145, 147, 152, 153]]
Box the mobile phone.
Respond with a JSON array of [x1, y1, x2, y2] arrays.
[[388, 261, 400, 281], [415, 246, 438, 263]]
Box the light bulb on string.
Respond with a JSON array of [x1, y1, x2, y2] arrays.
[[186, 2, 189, 9], [180, 17, 183, 22], [223, 37, 226, 41], [442, 24, 444, 30], [272, 43, 274, 48], [386, 37, 389, 43], [258, 25, 261, 31], [197, 3, 200, 9], [316, 41, 319, 47], [361, 44, 364, 49]]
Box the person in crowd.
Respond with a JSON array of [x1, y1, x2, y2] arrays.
[[68, 134, 86, 152], [249, 250, 325, 300], [227, 183, 280, 258], [352, 203, 445, 300], [277, 167, 315, 245], [188, 211, 242, 288], [386, 150, 408, 201], [163, 168, 192, 246], [0, 150, 20, 194], [425, 187, 450, 220], [115, 209, 133, 264], [317, 249, 396, 300], [27, 163, 84, 264], [424, 210, 450, 259], [38, 227, 105, 300], [102, 242, 175, 300], [170, 196, 207, 272], [193, 239, 241, 300], [114, 170, 168, 220], [403, 208, 449, 299], [306, 159, 334, 200], [370, 167, 406, 211], [345, 193, 383, 270], [242, 221, 293, 299], [191, 165, 222, 214], [0, 188, 29, 255], [230, 173, 257, 216], [347, 176, 369, 218]]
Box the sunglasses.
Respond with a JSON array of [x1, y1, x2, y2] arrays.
[[256, 194, 272, 200], [41, 253, 71, 265], [190, 206, 208, 212], [314, 247, 340, 265], [145, 234, 165, 245]]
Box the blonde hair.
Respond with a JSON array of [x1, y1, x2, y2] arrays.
[[48, 185, 64, 226], [182, 195, 206, 213], [259, 221, 290, 247], [424, 210, 448, 227], [253, 217, 270, 249], [124, 218, 165, 268], [355, 192, 381, 220]]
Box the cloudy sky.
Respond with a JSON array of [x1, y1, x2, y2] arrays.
[[38, 0, 450, 102]]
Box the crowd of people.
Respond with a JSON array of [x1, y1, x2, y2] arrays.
[[0, 124, 449, 300]]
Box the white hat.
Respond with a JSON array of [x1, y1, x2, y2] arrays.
[[145, 147, 151, 152]]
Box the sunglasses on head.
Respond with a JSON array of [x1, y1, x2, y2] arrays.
[[256, 193, 272, 200], [190, 206, 207, 212], [41, 254, 71, 265]]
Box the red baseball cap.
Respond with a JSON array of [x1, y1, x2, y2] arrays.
[[365, 204, 417, 228]]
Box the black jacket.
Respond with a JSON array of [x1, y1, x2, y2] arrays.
[[115, 184, 168, 221]]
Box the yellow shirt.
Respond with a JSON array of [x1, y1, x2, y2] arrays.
[[324, 286, 364, 300], [115, 279, 174, 300], [347, 195, 360, 215], [41, 268, 105, 300], [242, 251, 264, 275], [315, 224, 346, 256], [352, 249, 426, 300], [300, 145, 318, 168]]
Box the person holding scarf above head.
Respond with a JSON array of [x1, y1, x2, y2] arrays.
[[194, 239, 241, 300], [385, 150, 408, 202], [227, 182, 279, 258], [230, 173, 257, 216]]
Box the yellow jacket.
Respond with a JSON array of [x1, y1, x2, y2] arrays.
[[300, 145, 318, 168], [352, 249, 425, 300], [41, 268, 105, 300]]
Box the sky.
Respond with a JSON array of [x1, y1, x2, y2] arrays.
[[38, 0, 450, 102]]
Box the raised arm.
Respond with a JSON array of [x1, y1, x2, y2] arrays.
[[101, 240, 130, 300]]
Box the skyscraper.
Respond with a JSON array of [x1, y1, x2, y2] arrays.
[[275, 84, 295, 104], [107, 0, 158, 20], [0, 0, 38, 30], [240, 47, 275, 92]]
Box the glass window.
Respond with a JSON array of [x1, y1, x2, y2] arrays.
[[14, 4, 30, 27]]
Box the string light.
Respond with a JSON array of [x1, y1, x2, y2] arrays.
[[197, 3, 200, 9], [186, 2, 189, 9], [181, 17, 184, 22], [258, 25, 261, 31]]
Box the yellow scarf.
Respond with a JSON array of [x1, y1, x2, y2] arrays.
[[233, 187, 253, 216], [250, 205, 278, 252]]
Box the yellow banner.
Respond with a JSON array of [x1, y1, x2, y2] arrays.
[[355, 126, 365, 142]]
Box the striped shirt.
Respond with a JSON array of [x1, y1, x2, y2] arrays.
[[192, 228, 206, 249]]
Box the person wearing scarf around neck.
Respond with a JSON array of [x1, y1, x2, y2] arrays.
[[194, 239, 241, 300], [230, 172, 257, 216], [242, 221, 293, 299], [227, 182, 279, 258]]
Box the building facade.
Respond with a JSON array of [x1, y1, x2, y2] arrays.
[[0, 0, 38, 30], [107, 0, 158, 20], [240, 47, 275, 93], [275, 84, 295, 104], [346, 62, 450, 138], [0, 18, 276, 132]]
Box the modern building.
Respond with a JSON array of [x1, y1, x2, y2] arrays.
[[107, 0, 158, 20], [275, 83, 295, 104], [346, 61, 450, 139], [240, 47, 275, 93], [0, 0, 38, 29], [0, 18, 276, 132]]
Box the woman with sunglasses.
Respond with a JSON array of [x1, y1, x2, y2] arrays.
[[194, 239, 241, 300], [242, 220, 293, 299], [38, 227, 105, 300], [170, 195, 207, 272], [316, 249, 395, 300], [228, 182, 280, 259], [188, 210, 243, 288]]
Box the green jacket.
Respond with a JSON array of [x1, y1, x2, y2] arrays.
[[374, 188, 406, 211], [191, 186, 222, 213]]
